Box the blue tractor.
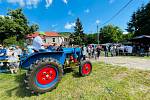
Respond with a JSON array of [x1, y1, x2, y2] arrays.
[[20, 47, 92, 94], [0, 49, 8, 72]]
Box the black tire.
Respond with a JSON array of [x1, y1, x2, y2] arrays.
[[79, 60, 92, 76], [24, 57, 63, 94]]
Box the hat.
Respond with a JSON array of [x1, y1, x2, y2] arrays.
[[39, 32, 46, 35], [9, 47, 14, 50]]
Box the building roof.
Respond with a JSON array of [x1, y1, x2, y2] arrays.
[[45, 32, 61, 37], [130, 35, 150, 44], [26, 32, 61, 38]]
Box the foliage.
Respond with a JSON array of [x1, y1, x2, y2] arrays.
[[84, 33, 97, 45], [0, 62, 150, 99], [0, 8, 39, 44], [70, 18, 85, 45], [59, 32, 71, 37], [3, 36, 25, 47], [29, 24, 39, 34], [59, 32, 71, 35], [127, 2, 150, 36], [99, 24, 123, 43], [122, 32, 134, 41], [3, 36, 18, 46]]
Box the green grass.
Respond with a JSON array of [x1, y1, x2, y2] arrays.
[[144, 56, 150, 59], [0, 62, 150, 100]]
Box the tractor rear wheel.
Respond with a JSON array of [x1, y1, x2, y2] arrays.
[[79, 60, 92, 76], [24, 58, 63, 94]]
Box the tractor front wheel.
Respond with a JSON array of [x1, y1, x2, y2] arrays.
[[24, 58, 63, 94], [79, 60, 92, 76]]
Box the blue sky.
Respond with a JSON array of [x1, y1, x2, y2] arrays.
[[0, 0, 149, 33]]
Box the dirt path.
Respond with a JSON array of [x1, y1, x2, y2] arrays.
[[90, 56, 150, 70]]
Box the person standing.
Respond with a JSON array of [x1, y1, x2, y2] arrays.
[[104, 45, 108, 57], [110, 45, 114, 57], [87, 46, 91, 58], [82, 45, 87, 60], [96, 45, 101, 59]]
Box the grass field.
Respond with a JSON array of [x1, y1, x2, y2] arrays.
[[0, 62, 150, 100]]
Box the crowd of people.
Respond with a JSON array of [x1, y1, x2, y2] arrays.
[[132, 43, 150, 56], [0, 31, 149, 74], [0, 44, 22, 74], [1, 42, 150, 74], [81, 44, 102, 60], [81, 43, 150, 60]]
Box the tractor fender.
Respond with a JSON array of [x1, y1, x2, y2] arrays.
[[20, 51, 66, 69]]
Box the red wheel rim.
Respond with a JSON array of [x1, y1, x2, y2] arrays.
[[36, 67, 57, 85], [82, 63, 91, 75]]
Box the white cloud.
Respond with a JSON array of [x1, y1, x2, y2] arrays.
[[45, 0, 53, 8], [52, 29, 57, 32], [7, 0, 40, 8], [84, 9, 90, 13], [68, 10, 74, 16], [62, 0, 68, 4], [7, 0, 25, 7], [96, 20, 100, 24], [64, 22, 75, 30], [123, 32, 128, 34], [51, 24, 57, 27], [6, 0, 68, 8], [0, 15, 5, 17], [26, 0, 40, 8], [109, 0, 115, 4]]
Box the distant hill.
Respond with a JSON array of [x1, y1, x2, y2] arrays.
[[59, 32, 71, 37]]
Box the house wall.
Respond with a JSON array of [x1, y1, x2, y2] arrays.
[[45, 36, 64, 45]]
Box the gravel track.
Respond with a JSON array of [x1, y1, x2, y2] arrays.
[[90, 56, 150, 70]]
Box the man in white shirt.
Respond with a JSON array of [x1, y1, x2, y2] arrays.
[[32, 32, 52, 52]]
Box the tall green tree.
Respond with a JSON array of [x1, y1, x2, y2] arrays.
[[0, 8, 39, 43], [99, 24, 123, 43], [0, 16, 16, 42], [127, 2, 150, 36], [70, 18, 85, 45]]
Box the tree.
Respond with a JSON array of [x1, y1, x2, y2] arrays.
[[99, 24, 123, 43], [0, 16, 20, 42], [122, 32, 134, 41], [70, 18, 85, 45], [0, 8, 39, 44], [84, 33, 97, 45], [30, 24, 39, 33], [127, 2, 150, 36], [3, 36, 18, 46]]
